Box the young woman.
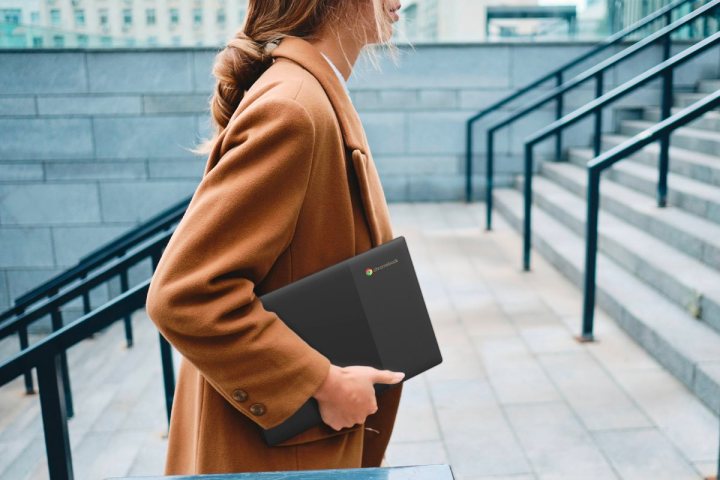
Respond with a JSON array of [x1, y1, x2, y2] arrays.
[[145, 0, 405, 474]]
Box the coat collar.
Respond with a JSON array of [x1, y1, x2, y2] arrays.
[[267, 35, 393, 248], [269, 35, 367, 154]]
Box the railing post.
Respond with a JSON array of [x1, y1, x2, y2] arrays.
[[663, 13, 673, 60], [594, 72, 604, 157], [465, 120, 474, 203], [120, 270, 134, 348], [159, 334, 176, 425], [580, 167, 601, 342], [486, 130, 495, 230], [51, 309, 74, 418], [555, 71, 564, 161], [658, 68, 674, 207], [18, 324, 35, 394], [523, 143, 534, 272], [37, 355, 74, 480]]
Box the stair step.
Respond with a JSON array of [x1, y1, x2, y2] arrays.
[[698, 79, 720, 94], [544, 153, 720, 271], [523, 167, 720, 333], [620, 119, 720, 157], [493, 186, 720, 415], [675, 91, 720, 109], [567, 148, 720, 224], [642, 106, 720, 133], [596, 133, 720, 188]]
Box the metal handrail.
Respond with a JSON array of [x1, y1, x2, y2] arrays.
[[465, 0, 698, 204], [0, 279, 152, 480], [581, 89, 720, 339], [520, 30, 720, 275], [0, 194, 190, 394], [0, 224, 177, 426], [474, 0, 719, 228], [3, 195, 190, 317], [0, 229, 172, 339]]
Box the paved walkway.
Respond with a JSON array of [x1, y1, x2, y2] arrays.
[[0, 202, 717, 480]]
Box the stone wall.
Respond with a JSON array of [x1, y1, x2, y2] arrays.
[[0, 41, 718, 310]]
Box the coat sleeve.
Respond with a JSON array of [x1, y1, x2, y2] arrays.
[[145, 94, 332, 430]]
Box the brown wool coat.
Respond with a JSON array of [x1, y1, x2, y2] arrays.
[[145, 35, 403, 474]]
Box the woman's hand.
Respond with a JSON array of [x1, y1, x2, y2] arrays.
[[312, 365, 405, 431]]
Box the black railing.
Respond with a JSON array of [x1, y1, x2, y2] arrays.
[[523, 30, 720, 276], [0, 279, 153, 480], [0, 195, 190, 394], [465, 0, 699, 206], [581, 89, 720, 338], [470, 0, 719, 228], [0, 226, 177, 421]]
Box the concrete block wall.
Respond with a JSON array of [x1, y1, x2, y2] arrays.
[[0, 41, 717, 312]]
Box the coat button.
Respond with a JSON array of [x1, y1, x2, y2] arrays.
[[232, 389, 248, 402], [249, 403, 266, 416]]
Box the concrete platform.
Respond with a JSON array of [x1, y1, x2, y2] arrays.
[[0, 202, 717, 480]]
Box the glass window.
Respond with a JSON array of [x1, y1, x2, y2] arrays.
[[74, 9, 85, 27], [53, 34, 64, 47], [32, 36, 43, 47], [50, 9, 61, 25], [99, 9, 109, 26], [2, 9, 22, 24], [217, 9, 226, 25], [123, 9, 132, 26], [30, 11, 40, 24], [146, 9, 156, 26], [77, 34, 88, 47], [170, 8, 179, 25], [172, 35, 182, 46], [193, 8, 202, 26]]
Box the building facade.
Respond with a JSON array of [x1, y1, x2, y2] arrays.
[[0, 0, 250, 48]]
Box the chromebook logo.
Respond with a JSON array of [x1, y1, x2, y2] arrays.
[[364, 259, 399, 277]]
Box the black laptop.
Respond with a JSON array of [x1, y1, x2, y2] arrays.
[[258, 235, 442, 446]]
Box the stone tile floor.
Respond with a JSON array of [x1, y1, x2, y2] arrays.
[[0, 202, 717, 480]]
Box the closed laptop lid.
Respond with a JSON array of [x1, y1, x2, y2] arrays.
[[258, 236, 442, 445]]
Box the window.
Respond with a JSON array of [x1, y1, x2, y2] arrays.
[[77, 34, 88, 46], [74, 9, 85, 26], [217, 9, 226, 25], [50, 9, 61, 25], [123, 9, 132, 26], [30, 11, 40, 24], [193, 8, 202, 26], [2, 9, 22, 24], [147, 35, 158, 45], [53, 34, 64, 47], [171, 35, 182, 46], [32, 36, 43, 47], [169, 8, 179, 25], [99, 9, 109, 26], [146, 8, 156, 26]]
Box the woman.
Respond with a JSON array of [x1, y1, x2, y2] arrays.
[[145, 0, 406, 474]]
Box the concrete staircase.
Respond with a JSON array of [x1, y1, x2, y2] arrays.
[[493, 78, 720, 415]]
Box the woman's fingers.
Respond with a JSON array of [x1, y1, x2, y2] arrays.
[[371, 368, 405, 385]]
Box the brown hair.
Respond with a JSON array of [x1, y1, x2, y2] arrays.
[[190, 0, 400, 156]]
